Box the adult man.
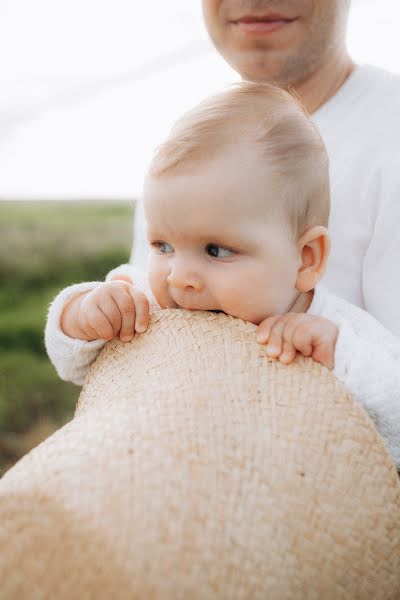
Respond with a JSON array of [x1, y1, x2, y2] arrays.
[[131, 0, 400, 336]]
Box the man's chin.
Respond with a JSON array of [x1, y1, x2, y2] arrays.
[[239, 62, 287, 85], [224, 49, 293, 86]]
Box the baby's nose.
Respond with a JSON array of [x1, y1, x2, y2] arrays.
[[167, 261, 203, 291]]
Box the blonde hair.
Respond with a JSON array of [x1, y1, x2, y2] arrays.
[[148, 82, 330, 239]]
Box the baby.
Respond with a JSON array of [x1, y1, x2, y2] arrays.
[[45, 83, 400, 469]]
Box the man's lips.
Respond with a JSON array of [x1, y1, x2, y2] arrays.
[[231, 14, 297, 34]]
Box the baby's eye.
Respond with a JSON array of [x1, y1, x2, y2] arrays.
[[152, 241, 174, 254], [206, 244, 235, 258]]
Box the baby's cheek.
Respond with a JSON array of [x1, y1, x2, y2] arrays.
[[218, 277, 283, 324], [148, 261, 171, 309], [214, 279, 264, 324]]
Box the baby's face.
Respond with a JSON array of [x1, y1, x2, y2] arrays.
[[144, 148, 302, 325]]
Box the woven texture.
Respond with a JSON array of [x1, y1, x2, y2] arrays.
[[1, 309, 400, 599]]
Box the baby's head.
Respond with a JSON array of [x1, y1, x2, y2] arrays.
[[143, 82, 330, 324]]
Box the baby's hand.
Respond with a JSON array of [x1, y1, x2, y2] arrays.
[[256, 313, 338, 369], [61, 280, 150, 342]]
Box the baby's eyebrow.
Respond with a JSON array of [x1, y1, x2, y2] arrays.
[[146, 229, 163, 240]]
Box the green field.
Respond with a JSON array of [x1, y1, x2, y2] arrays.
[[0, 200, 134, 475]]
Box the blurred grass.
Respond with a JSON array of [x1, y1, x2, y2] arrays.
[[0, 200, 134, 475]]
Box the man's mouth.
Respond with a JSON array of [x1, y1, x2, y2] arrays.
[[230, 14, 297, 34]]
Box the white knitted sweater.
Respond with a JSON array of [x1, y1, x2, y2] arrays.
[[45, 264, 400, 470]]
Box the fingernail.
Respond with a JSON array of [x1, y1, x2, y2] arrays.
[[121, 335, 133, 342], [257, 331, 269, 342], [135, 324, 146, 334], [266, 344, 279, 356]]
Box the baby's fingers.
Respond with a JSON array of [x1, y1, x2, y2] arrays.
[[278, 315, 310, 363], [278, 340, 297, 364], [312, 339, 336, 370], [111, 285, 150, 341], [291, 324, 314, 357], [79, 304, 115, 340], [256, 315, 281, 345], [267, 315, 308, 362], [263, 317, 288, 358], [131, 290, 150, 334], [291, 318, 337, 369], [257, 313, 309, 364], [111, 287, 136, 342]]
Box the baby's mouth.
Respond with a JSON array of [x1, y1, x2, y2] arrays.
[[175, 304, 225, 315], [171, 295, 226, 315], [172, 298, 225, 314]]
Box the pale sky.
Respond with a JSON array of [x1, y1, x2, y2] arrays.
[[1, 0, 399, 199]]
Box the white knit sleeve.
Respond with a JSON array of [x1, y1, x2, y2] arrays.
[[333, 319, 400, 470], [45, 264, 158, 387], [309, 286, 400, 469]]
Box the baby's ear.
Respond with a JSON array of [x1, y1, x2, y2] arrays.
[[295, 226, 330, 293]]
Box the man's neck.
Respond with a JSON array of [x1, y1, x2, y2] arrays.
[[290, 50, 355, 114]]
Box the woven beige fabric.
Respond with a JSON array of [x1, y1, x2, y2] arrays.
[[0, 309, 399, 599]]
